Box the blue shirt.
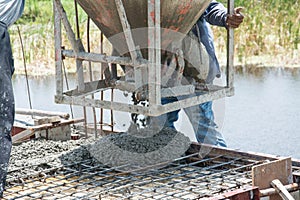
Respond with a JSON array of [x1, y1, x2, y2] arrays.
[[192, 1, 227, 83], [0, 0, 25, 27]]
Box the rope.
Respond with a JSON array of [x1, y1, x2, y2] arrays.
[[74, 0, 88, 137], [62, 61, 74, 119], [87, 17, 98, 138], [74, 0, 80, 39], [17, 26, 33, 119], [100, 33, 104, 131]]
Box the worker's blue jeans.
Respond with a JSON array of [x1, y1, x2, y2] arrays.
[[161, 95, 227, 147], [0, 22, 15, 197]]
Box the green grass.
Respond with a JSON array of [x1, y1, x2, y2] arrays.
[[9, 0, 300, 75], [10, 0, 100, 74]]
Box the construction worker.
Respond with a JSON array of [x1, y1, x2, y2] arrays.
[[0, 0, 25, 197], [163, 1, 244, 147]]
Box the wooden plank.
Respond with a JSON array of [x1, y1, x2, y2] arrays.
[[29, 118, 84, 132], [252, 158, 293, 188], [203, 186, 260, 200], [16, 108, 70, 119], [271, 179, 295, 200], [187, 143, 300, 167], [252, 157, 293, 200], [12, 118, 84, 143], [34, 116, 61, 125], [12, 129, 33, 143]]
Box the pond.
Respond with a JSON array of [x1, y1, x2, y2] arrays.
[[12, 67, 300, 159], [223, 68, 300, 159]]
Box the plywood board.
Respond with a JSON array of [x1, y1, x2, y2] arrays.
[[252, 157, 293, 200]]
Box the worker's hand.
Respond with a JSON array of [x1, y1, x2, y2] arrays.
[[226, 7, 244, 28]]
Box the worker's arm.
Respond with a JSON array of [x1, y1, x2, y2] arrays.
[[0, 0, 25, 27], [203, 0, 227, 27], [204, 0, 244, 29]]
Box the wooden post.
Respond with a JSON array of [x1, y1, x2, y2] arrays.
[[271, 179, 295, 200]]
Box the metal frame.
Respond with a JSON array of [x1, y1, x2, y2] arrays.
[[53, 0, 235, 116]]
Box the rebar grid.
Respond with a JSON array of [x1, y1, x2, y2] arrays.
[[3, 153, 268, 200]]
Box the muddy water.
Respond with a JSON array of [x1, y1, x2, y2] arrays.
[[12, 68, 300, 159]]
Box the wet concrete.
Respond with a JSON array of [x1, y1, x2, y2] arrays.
[[8, 126, 191, 178], [8, 136, 95, 179], [88, 127, 191, 171]]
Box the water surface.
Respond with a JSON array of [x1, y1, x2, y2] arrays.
[[12, 68, 300, 159]]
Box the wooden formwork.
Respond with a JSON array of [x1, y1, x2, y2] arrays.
[[12, 108, 84, 143]]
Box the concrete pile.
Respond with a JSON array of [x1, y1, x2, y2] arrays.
[[88, 127, 191, 171]]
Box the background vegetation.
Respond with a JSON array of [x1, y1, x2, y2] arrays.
[[215, 0, 299, 67], [10, 0, 299, 75]]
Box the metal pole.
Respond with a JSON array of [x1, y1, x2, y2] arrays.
[[114, 0, 143, 89], [154, 0, 161, 104], [54, 0, 85, 92], [227, 0, 235, 93], [148, 0, 161, 107], [148, 0, 155, 106], [53, 0, 63, 97]]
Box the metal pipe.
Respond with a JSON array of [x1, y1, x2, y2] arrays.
[[55, 87, 229, 116], [154, 0, 161, 104], [147, 0, 155, 106], [148, 0, 161, 106], [260, 183, 299, 197], [61, 49, 147, 67], [226, 0, 235, 94], [54, 0, 85, 92], [114, 0, 144, 90], [53, 0, 63, 97]]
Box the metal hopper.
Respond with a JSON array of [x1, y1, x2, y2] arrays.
[[54, 0, 236, 117], [76, 0, 212, 57]]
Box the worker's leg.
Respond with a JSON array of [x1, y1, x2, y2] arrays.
[[161, 97, 180, 129], [0, 24, 15, 197], [184, 101, 227, 147]]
